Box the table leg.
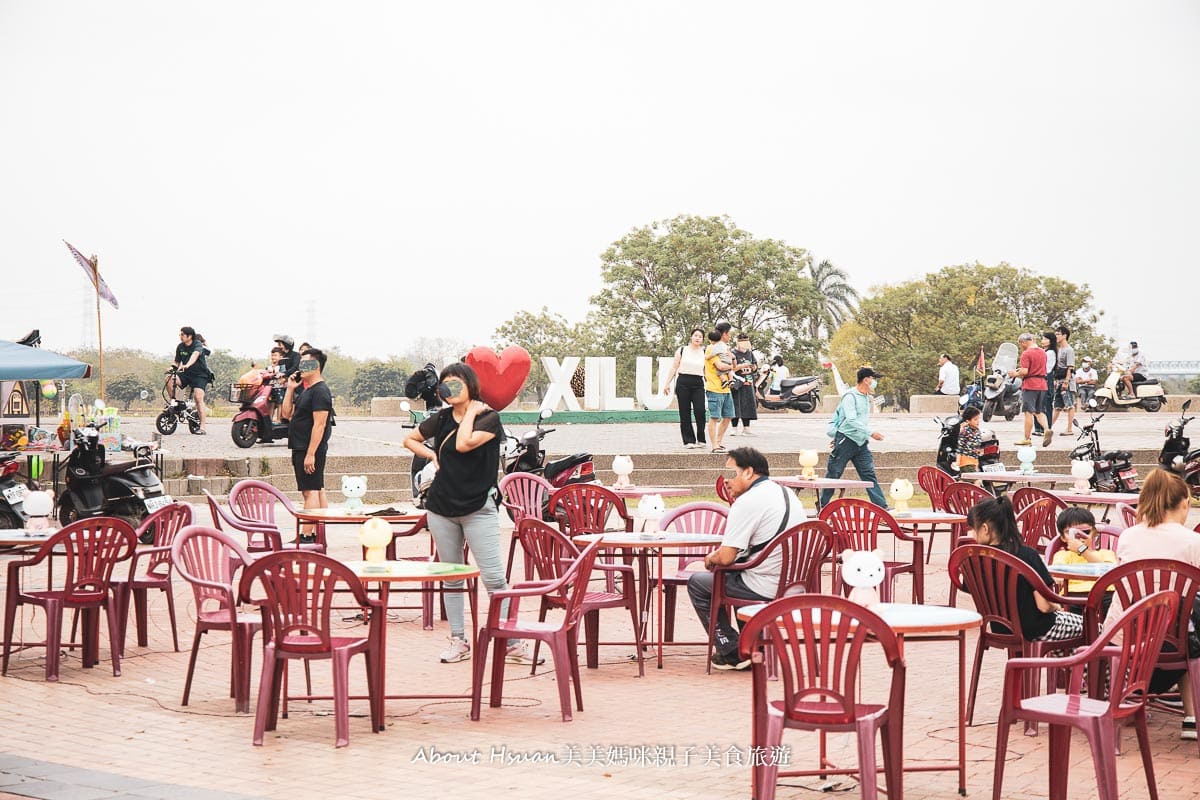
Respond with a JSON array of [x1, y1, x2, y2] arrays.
[[377, 583, 389, 730], [655, 548, 664, 669], [957, 629, 967, 796]]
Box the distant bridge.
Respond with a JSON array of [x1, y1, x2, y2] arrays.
[[1147, 361, 1200, 377]]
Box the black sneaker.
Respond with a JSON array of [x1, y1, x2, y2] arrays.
[[710, 651, 751, 671]]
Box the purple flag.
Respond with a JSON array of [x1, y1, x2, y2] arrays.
[[64, 240, 119, 309]]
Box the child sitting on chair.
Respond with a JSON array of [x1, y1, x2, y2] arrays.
[[1051, 507, 1116, 607]]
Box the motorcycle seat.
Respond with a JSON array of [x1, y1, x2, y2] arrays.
[[1102, 450, 1132, 461], [545, 452, 592, 480], [779, 376, 818, 388], [1133, 378, 1159, 386]]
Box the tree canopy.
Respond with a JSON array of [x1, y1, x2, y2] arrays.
[[493, 307, 595, 400], [843, 263, 1114, 407]]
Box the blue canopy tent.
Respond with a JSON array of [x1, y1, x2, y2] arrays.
[[0, 339, 92, 426]]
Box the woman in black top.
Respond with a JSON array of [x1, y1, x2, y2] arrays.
[[967, 496, 1082, 644], [728, 334, 759, 436], [402, 363, 540, 667]]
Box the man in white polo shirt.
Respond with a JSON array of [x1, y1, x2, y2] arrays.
[[687, 447, 807, 670], [936, 353, 960, 396]]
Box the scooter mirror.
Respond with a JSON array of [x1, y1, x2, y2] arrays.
[[540, 408, 553, 420], [958, 394, 968, 407], [139, 390, 149, 401], [399, 400, 411, 413], [1184, 399, 1192, 412], [1087, 398, 1098, 408], [1072, 419, 1082, 429]]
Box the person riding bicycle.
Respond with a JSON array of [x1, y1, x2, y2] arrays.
[[173, 326, 214, 434]]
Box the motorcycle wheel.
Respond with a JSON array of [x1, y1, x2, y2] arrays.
[[231, 419, 258, 448], [155, 412, 178, 435], [57, 496, 79, 527], [982, 399, 996, 423], [188, 416, 203, 433], [797, 400, 816, 414], [1143, 398, 1162, 412], [0, 509, 21, 530], [1093, 396, 1110, 412], [1004, 412, 1015, 422]]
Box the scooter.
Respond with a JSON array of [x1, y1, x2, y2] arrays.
[[56, 421, 171, 534], [1158, 399, 1200, 498], [1089, 359, 1166, 413], [1070, 414, 1137, 493], [0, 452, 33, 529], [153, 368, 202, 435], [755, 374, 821, 413], [958, 382, 984, 413], [503, 408, 596, 486], [229, 370, 290, 448], [981, 342, 1021, 423], [935, 416, 1001, 476]]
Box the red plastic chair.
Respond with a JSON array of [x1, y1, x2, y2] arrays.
[[738, 594, 906, 800], [471, 541, 601, 722], [948, 544, 1085, 730], [1081, 558, 1200, 753], [1015, 498, 1060, 552], [238, 550, 384, 747], [515, 519, 644, 676], [2, 518, 137, 681], [111, 502, 193, 654], [230, 479, 326, 552], [993, 591, 1179, 800], [498, 471, 554, 580], [204, 489, 283, 552], [715, 475, 734, 505], [818, 499, 925, 604], [943, 482, 994, 605], [1011, 486, 1067, 517], [917, 465, 954, 564], [1115, 502, 1137, 530], [658, 501, 729, 641], [548, 483, 635, 536], [171, 525, 262, 713], [706, 521, 835, 673]]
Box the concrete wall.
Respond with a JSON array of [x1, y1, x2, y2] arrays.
[[908, 395, 960, 414]]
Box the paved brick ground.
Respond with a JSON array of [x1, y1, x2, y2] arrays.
[[2, 504, 1198, 800]]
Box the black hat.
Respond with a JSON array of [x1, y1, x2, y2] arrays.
[[856, 366, 882, 383], [1129, 341, 1138, 348]]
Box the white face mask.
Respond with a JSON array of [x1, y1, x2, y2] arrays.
[[868, 378, 878, 392]]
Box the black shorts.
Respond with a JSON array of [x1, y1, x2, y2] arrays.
[[179, 374, 211, 392], [292, 447, 327, 491], [1020, 389, 1046, 414]]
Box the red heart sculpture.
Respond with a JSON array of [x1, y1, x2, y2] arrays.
[[463, 346, 531, 410]]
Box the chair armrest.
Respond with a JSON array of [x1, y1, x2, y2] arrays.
[[127, 544, 173, 575], [887, 524, 925, 544]]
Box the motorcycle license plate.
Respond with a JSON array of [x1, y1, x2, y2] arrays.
[[144, 495, 173, 514], [981, 463, 1006, 473], [1118, 470, 1136, 480], [2, 484, 26, 504]]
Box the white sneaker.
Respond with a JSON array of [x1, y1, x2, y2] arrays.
[[505, 641, 545, 666], [742, 429, 756, 437], [729, 428, 740, 436], [439, 635, 470, 663]]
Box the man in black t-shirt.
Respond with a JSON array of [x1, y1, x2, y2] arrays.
[[173, 326, 213, 434], [282, 347, 334, 531]]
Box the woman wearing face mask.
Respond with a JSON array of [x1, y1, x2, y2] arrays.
[[402, 363, 542, 667]]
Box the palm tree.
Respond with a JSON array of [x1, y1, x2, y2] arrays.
[[809, 259, 859, 340]]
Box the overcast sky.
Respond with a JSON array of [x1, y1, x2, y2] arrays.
[[2, 1, 1197, 365]]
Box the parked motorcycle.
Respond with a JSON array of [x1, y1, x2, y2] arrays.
[[755, 374, 820, 413], [56, 421, 171, 535], [1158, 399, 1200, 498], [1070, 413, 1138, 493], [981, 342, 1021, 423], [958, 382, 984, 413], [229, 370, 290, 448], [0, 452, 33, 529], [153, 368, 202, 435], [503, 408, 596, 486], [935, 416, 1001, 476], [1089, 357, 1166, 412]]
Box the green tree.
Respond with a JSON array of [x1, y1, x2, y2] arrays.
[[809, 259, 859, 340], [1187, 376, 1200, 395], [350, 362, 408, 406], [589, 215, 825, 383], [493, 307, 596, 401], [105, 373, 145, 410], [850, 263, 1114, 408]]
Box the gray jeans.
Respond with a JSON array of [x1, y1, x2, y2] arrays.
[[427, 502, 509, 639]]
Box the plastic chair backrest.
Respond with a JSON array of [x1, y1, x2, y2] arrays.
[[230, 479, 297, 526], [1043, 523, 1121, 562], [1115, 502, 1137, 530], [36, 519, 137, 604], [558, 541, 602, 631], [134, 502, 194, 578], [715, 476, 734, 505], [1011, 486, 1065, 517], [1077, 591, 1179, 708], [1015, 498, 1059, 551], [817, 498, 901, 553], [547, 483, 632, 535], [739, 594, 905, 726], [498, 472, 554, 525], [514, 518, 581, 598], [771, 520, 835, 595], [1083, 558, 1200, 667], [204, 489, 279, 551], [238, 550, 374, 655], [658, 502, 729, 535], [917, 466, 953, 512], [172, 525, 252, 616], [947, 544, 1034, 648]]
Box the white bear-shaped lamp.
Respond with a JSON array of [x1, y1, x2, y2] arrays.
[[23, 490, 54, 531], [842, 550, 886, 609], [1071, 459, 1094, 493], [611, 455, 634, 488], [1017, 445, 1037, 475], [889, 478, 914, 514], [637, 493, 666, 528], [798, 450, 819, 479], [358, 517, 392, 567], [341, 475, 367, 512]]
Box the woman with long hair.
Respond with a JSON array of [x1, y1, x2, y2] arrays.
[[1108, 468, 1200, 739], [1033, 331, 1058, 437], [967, 495, 1083, 644], [402, 363, 541, 666], [662, 327, 708, 449]]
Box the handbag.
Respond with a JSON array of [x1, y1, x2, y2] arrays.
[[1188, 595, 1200, 660]]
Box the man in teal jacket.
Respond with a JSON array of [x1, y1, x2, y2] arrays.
[[820, 367, 888, 509]]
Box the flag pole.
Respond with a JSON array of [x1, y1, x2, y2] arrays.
[[92, 254, 105, 402]]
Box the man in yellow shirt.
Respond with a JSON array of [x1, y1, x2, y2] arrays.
[[704, 324, 735, 453]]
